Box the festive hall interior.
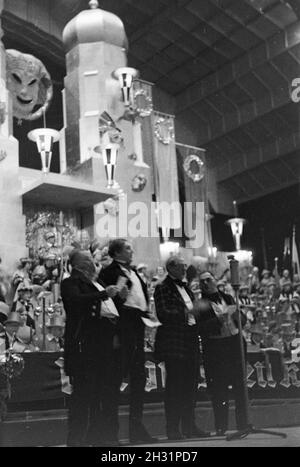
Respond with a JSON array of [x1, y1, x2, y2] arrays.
[[0, 0, 300, 446]]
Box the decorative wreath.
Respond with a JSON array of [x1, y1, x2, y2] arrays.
[[131, 173, 147, 192], [183, 155, 204, 182], [154, 117, 175, 145], [133, 89, 153, 118]]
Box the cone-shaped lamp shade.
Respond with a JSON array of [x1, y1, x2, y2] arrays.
[[28, 128, 60, 173], [102, 143, 120, 188], [226, 217, 246, 251], [113, 67, 139, 107]]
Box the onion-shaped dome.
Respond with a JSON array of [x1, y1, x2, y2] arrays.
[[62, 0, 128, 53]]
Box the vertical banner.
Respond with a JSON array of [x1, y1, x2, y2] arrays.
[[176, 143, 208, 255], [292, 226, 300, 277], [153, 112, 181, 236]]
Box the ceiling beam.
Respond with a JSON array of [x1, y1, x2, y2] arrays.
[[130, 0, 192, 45], [194, 80, 293, 146], [225, 177, 300, 204], [216, 130, 300, 182], [176, 19, 300, 113]]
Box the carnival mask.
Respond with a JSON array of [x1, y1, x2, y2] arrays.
[[6, 49, 53, 121]]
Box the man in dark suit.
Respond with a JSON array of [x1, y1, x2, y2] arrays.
[[61, 250, 121, 447], [198, 271, 248, 436], [154, 255, 210, 440], [99, 238, 157, 444]]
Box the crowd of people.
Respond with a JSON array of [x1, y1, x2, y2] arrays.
[[0, 236, 300, 445]]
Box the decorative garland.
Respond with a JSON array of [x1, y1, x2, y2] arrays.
[[133, 89, 153, 118], [183, 155, 204, 182], [154, 117, 175, 145]]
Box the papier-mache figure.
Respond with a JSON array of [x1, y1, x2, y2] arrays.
[[0, 312, 27, 353], [12, 258, 33, 302], [6, 49, 53, 121]]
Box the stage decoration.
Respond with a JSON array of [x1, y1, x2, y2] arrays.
[[226, 217, 246, 251], [153, 112, 181, 239], [131, 173, 147, 192], [25, 209, 78, 262], [0, 101, 6, 125], [93, 113, 123, 188], [119, 80, 153, 123], [128, 153, 137, 161], [112, 67, 139, 107], [183, 154, 205, 182], [27, 128, 60, 173], [117, 188, 126, 199], [226, 201, 246, 251], [6, 49, 53, 121], [0, 345, 25, 400], [102, 143, 120, 189], [97, 111, 123, 145], [103, 197, 119, 216], [0, 351, 24, 380], [132, 80, 153, 117], [154, 116, 175, 145], [0, 149, 7, 162]]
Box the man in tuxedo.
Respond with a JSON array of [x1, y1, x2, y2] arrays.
[[61, 250, 121, 447], [198, 271, 248, 436], [99, 238, 157, 444], [154, 256, 210, 440]]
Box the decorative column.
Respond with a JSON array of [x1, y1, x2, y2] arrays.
[[62, 0, 128, 171], [0, 0, 27, 272], [62, 0, 161, 269]]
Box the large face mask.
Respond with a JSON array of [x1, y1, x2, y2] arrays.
[[6, 49, 53, 121]]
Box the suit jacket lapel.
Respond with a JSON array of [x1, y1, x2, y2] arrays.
[[135, 269, 149, 303]]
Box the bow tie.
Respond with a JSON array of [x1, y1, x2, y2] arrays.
[[117, 261, 131, 272], [173, 279, 185, 287]]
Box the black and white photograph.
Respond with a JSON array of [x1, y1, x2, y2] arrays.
[[0, 0, 300, 451]]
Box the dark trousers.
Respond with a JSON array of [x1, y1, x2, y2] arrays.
[[120, 310, 146, 427], [164, 356, 199, 435], [203, 334, 248, 432], [67, 352, 121, 446]]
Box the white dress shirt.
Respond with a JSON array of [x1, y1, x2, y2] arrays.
[[92, 282, 119, 318], [120, 268, 148, 312]]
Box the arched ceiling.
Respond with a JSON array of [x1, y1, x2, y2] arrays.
[[2, 0, 300, 206]]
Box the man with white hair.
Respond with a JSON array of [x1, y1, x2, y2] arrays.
[[154, 255, 210, 440]]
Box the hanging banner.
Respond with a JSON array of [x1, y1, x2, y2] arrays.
[[176, 143, 208, 254], [153, 112, 181, 236]]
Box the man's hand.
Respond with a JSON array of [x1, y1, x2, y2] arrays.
[[118, 285, 129, 300], [187, 313, 196, 326], [106, 285, 119, 298]]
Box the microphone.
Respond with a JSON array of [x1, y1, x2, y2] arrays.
[[227, 255, 240, 289]]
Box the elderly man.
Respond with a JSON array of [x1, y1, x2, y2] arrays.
[[198, 271, 248, 436], [61, 249, 121, 447], [154, 256, 210, 440], [99, 238, 157, 444]]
